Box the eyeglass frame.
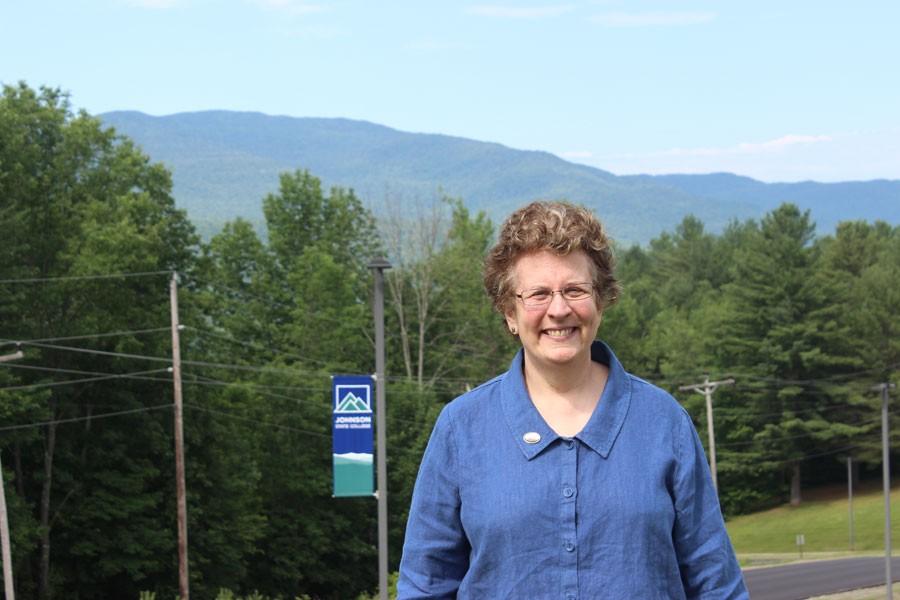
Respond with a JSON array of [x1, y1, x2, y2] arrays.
[[513, 282, 596, 310]]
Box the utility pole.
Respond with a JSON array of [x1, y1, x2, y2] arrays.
[[0, 348, 22, 600], [368, 257, 391, 600], [873, 382, 896, 600], [679, 376, 735, 492], [848, 456, 855, 551], [170, 273, 189, 600], [0, 351, 22, 364], [0, 451, 13, 600]]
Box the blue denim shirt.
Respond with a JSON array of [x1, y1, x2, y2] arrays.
[[398, 341, 747, 599]]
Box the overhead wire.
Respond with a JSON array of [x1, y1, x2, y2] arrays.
[[720, 443, 865, 467], [713, 399, 880, 420], [183, 402, 432, 457], [0, 362, 172, 382], [0, 403, 174, 433], [0, 327, 170, 345], [0, 368, 172, 392], [183, 404, 330, 438], [181, 372, 436, 428], [184, 326, 336, 370], [715, 413, 886, 449], [0, 270, 171, 284], [13, 340, 317, 376], [185, 275, 366, 330]]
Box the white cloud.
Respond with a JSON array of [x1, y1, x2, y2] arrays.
[[736, 134, 832, 152], [250, 0, 326, 15], [655, 134, 833, 158], [560, 150, 594, 159], [590, 11, 716, 27], [466, 4, 575, 19], [574, 131, 900, 183]]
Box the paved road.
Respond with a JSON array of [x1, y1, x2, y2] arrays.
[[744, 556, 900, 600]]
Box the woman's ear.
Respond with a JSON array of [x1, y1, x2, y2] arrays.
[[505, 310, 518, 336]]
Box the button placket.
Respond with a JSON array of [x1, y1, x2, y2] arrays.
[[559, 438, 578, 598]]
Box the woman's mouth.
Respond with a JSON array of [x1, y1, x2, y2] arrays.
[[543, 327, 576, 338]]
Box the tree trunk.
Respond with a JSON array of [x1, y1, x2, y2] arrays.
[[790, 462, 801, 506], [38, 420, 57, 600], [387, 275, 414, 381], [417, 310, 426, 390]]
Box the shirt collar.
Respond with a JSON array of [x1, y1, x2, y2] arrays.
[[500, 340, 632, 460]]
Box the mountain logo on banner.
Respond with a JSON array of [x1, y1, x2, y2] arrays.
[[335, 386, 371, 413]]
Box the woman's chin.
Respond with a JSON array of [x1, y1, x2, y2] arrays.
[[538, 345, 582, 365]]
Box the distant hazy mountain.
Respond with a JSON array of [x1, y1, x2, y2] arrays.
[[99, 110, 900, 245]]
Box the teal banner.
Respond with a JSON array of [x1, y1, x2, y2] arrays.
[[332, 375, 374, 497]]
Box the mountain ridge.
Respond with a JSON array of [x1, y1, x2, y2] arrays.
[[99, 110, 900, 244]]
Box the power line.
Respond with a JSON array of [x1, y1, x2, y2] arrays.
[[0, 403, 174, 433], [182, 372, 436, 428], [18, 340, 326, 377], [0, 368, 171, 392], [721, 443, 865, 467], [12, 339, 462, 395], [183, 403, 432, 457], [713, 399, 879, 420], [183, 404, 331, 438], [194, 318, 884, 392], [0, 327, 169, 345], [731, 363, 900, 385], [185, 275, 366, 330], [0, 362, 172, 382], [184, 326, 335, 370], [715, 414, 885, 449], [16, 341, 174, 364], [643, 361, 900, 389], [0, 270, 171, 284], [180, 373, 330, 398]]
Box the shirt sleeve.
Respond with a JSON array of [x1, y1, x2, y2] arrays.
[[398, 406, 470, 599], [672, 409, 749, 600]]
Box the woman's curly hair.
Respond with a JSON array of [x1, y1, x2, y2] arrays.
[[483, 200, 620, 314]]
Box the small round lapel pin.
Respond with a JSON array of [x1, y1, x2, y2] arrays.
[[523, 431, 541, 444]]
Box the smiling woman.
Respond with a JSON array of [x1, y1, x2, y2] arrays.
[[398, 201, 749, 599]]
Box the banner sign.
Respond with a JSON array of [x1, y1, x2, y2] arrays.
[[332, 375, 375, 497]]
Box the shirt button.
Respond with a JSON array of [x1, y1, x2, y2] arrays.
[[564, 439, 574, 450], [566, 595, 576, 600], [564, 540, 575, 552], [563, 486, 575, 498]]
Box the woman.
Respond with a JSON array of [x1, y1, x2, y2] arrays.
[[398, 201, 747, 599]]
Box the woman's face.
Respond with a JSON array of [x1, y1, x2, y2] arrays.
[[504, 249, 603, 371]]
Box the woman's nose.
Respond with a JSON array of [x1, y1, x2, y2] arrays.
[[546, 291, 573, 316]]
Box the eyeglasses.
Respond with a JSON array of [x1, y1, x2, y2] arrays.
[[515, 283, 594, 310]]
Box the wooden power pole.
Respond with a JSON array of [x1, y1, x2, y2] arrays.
[[679, 376, 735, 492], [0, 348, 23, 600], [170, 273, 189, 600], [0, 451, 15, 600]]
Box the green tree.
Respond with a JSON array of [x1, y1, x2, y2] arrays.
[[717, 204, 862, 509], [0, 82, 197, 598]]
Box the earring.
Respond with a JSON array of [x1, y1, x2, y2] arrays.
[[510, 326, 518, 335]]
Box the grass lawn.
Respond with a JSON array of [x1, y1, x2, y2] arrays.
[[726, 480, 900, 555]]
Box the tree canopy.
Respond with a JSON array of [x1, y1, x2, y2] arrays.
[[1, 82, 898, 597]]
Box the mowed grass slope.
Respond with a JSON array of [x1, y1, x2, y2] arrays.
[[726, 482, 900, 553]]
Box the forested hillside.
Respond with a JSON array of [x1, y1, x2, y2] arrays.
[[2, 83, 899, 598], [99, 110, 900, 245]]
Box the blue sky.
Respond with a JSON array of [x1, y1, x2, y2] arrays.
[[2, 0, 898, 182]]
